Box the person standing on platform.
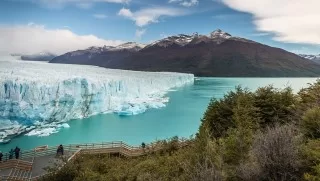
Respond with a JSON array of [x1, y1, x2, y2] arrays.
[[59, 145, 64, 155], [0, 151, 3, 162], [14, 146, 21, 159], [57, 144, 64, 156]]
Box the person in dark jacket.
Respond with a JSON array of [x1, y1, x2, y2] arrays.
[[0, 151, 3, 162], [60, 145, 64, 155], [14, 146, 21, 159], [56, 144, 64, 156]]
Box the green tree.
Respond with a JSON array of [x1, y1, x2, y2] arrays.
[[299, 80, 320, 110], [301, 107, 320, 139], [223, 91, 258, 165], [254, 86, 296, 127], [199, 86, 248, 139]]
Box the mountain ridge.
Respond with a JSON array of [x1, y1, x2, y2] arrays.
[[19, 52, 57, 61], [50, 29, 320, 77], [299, 54, 320, 64]]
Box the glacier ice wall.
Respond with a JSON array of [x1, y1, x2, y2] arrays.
[[0, 58, 194, 142]]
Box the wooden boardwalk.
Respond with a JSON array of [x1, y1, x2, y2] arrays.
[[0, 140, 188, 180]]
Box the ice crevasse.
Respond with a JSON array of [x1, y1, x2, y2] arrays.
[[0, 58, 194, 142]]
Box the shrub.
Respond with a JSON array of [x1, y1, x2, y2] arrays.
[[199, 87, 254, 139], [298, 80, 320, 110], [181, 136, 225, 181], [254, 86, 296, 127], [40, 161, 80, 181], [182, 157, 225, 181], [199, 85, 296, 141], [301, 107, 320, 139], [222, 91, 258, 165], [222, 128, 253, 166], [237, 124, 302, 181], [301, 140, 320, 180]]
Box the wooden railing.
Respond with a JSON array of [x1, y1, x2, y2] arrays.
[[3, 140, 188, 161], [0, 159, 33, 181], [0, 159, 33, 171], [1, 139, 190, 180]]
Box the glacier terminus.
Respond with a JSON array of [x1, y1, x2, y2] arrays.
[[0, 57, 194, 143]]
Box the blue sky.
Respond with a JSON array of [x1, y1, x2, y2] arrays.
[[1, 0, 320, 55]]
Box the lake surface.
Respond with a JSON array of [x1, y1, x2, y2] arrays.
[[0, 77, 318, 151]]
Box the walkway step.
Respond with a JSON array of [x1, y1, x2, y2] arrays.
[[6, 169, 31, 181]]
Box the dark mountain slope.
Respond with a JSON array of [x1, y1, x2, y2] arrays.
[[51, 30, 320, 77]]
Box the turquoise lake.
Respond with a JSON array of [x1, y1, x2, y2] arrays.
[[0, 77, 318, 152]]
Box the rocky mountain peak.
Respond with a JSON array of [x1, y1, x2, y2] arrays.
[[210, 29, 232, 39], [299, 54, 320, 64], [109, 42, 146, 52]]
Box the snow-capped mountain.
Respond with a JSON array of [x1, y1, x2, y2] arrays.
[[147, 34, 197, 48], [210, 29, 232, 39], [109, 42, 146, 51], [51, 29, 320, 77], [20, 52, 57, 61], [67, 42, 145, 57], [146, 29, 252, 49], [299, 54, 320, 64]]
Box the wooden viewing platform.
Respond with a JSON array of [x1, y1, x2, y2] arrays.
[[0, 140, 188, 181]]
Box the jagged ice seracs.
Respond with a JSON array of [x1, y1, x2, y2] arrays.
[[0, 56, 194, 142]]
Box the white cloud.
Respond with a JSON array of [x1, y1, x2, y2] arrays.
[[251, 32, 270, 37], [118, 7, 188, 27], [169, 0, 199, 7], [212, 14, 236, 20], [38, 0, 130, 3], [35, 0, 130, 8], [93, 14, 108, 19], [76, 3, 93, 9], [118, 8, 134, 17], [180, 0, 199, 7], [135, 29, 146, 39], [27, 22, 35, 26], [222, 0, 320, 45], [0, 24, 123, 55]]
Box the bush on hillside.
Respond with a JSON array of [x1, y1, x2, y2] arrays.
[[254, 86, 296, 127], [237, 124, 302, 181], [301, 107, 320, 139], [298, 80, 320, 110], [199, 85, 296, 141], [302, 140, 320, 180], [182, 157, 225, 181], [199, 87, 254, 139]]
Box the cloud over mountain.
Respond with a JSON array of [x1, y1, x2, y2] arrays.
[[222, 0, 320, 44], [118, 7, 188, 27], [0, 23, 123, 55], [168, 0, 199, 7]]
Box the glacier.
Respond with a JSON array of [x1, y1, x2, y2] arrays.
[[0, 56, 194, 142]]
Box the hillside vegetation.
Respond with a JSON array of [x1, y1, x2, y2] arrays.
[[42, 80, 320, 181]]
